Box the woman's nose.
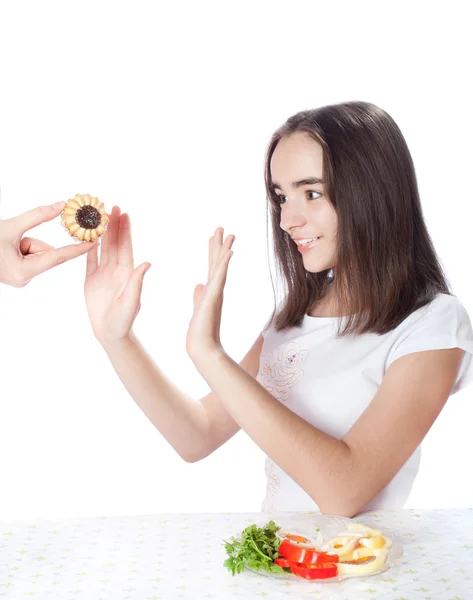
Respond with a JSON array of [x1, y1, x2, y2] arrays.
[[280, 204, 308, 233]]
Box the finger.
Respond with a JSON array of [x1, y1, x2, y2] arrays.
[[193, 283, 205, 312], [217, 249, 234, 289], [10, 202, 66, 235], [86, 241, 99, 278], [19, 237, 55, 256], [121, 262, 151, 315], [210, 227, 223, 277], [207, 235, 214, 280], [211, 233, 234, 275], [108, 206, 121, 266], [206, 245, 234, 297], [99, 225, 110, 266], [117, 213, 134, 267], [223, 233, 235, 251], [100, 205, 119, 267], [24, 241, 96, 278]]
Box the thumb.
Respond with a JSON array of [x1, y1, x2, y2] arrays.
[[121, 262, 151, 314], [193, 283, 205, 311], [11, 202, 66, 234]]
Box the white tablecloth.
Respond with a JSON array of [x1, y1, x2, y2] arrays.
[[1, 509, 473, 599]]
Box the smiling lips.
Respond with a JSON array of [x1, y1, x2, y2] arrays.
[[294, 237, 322, 253]]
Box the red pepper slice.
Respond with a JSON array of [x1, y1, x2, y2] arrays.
[[290, 562, 338, 580], [278, 540, 339, 565], [274, 557, 295, 569]]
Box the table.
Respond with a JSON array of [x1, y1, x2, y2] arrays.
[[1, 509, 472, 599]]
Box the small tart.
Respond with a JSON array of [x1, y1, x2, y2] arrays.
[[61, 194, 109, 242]]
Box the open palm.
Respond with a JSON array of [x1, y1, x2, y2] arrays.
[[186, 227, 235, 362], [84, 205, 151, 346]]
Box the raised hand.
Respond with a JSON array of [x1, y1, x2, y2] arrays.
[[84, 205, 151, 347], [186, 227, 235, 363]]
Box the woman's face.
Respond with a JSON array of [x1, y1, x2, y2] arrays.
[[271, 132, 338, 273]]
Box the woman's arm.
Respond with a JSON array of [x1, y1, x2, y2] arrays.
[[192, 346, 464, 517], [101, 332, 264, 462], [84, 208, 265, 462]]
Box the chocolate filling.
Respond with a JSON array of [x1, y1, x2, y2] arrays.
[[76, 205, 101, 229]]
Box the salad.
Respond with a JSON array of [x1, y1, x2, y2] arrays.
[[224, 520, 393, 581]]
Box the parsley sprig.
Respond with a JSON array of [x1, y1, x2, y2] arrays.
[[223, 520, 287, 576]]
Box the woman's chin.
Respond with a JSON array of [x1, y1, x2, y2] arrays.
[[303, 260, 335, 274]]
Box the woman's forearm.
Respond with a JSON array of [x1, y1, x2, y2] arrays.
[[193, 349, 359, 515], [101, 333, 211, 462]]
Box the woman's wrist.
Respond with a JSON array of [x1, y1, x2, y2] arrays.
[[190, 344, 228, 376], [99, 331, 138, 356]]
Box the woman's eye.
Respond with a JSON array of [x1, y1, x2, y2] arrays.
[[276, 191, 321, 205]]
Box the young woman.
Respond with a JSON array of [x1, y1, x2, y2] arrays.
[[84, 101, 473, 517]]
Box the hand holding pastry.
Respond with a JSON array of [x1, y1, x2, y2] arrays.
[[84, 205, 151, 348], [0, 202, 96, 288]]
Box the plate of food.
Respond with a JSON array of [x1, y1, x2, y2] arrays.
[[223, 513, 403, 582]]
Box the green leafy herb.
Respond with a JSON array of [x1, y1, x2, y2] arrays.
[[223, 520, 286, 576]]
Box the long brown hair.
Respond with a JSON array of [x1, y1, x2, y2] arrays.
[[264, 101, 450, 336]]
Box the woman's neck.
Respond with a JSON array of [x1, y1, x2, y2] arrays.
[[308, 283, 342, 318]]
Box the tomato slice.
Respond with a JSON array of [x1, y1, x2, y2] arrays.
[[290, 562, 338, 580], [278, 540, 339, 565]]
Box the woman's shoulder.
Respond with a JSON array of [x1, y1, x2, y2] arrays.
[[401, 293, 471, 330], [387, 292, 473, 359], [425, 292, 467, 312], [386, 293, 473, 394]]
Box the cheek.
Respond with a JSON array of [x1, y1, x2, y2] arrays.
[[309, 196, 336, 222], [319, 206, 338, 239], [321, 210, 338, 255]]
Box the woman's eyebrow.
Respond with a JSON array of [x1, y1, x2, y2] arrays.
[[271, 177, 325, 190]]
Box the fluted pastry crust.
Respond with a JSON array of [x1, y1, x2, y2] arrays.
[[60, 194, 109, 242]]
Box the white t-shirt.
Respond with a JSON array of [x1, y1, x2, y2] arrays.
[[256, 293, 473, 512]]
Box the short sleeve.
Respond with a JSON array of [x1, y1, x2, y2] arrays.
[[386, 294, 473, 394], [261, 313, 275, 339]]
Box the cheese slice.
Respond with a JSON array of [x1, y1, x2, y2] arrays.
[[337, 549, 388, 576]]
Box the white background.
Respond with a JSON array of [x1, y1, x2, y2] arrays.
[[0, 1, 472, 519]]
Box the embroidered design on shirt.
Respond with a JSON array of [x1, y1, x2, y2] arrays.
[[263, 459, 281, 512], [258, 341, 309, 402]]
